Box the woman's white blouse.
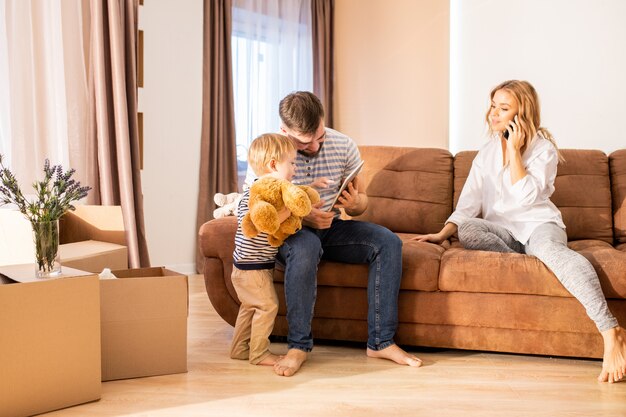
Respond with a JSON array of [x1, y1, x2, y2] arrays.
[[447, 134, 565, 245]]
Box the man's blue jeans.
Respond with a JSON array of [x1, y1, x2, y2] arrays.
[[277, 219, 403, 352]]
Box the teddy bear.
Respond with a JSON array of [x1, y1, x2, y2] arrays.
[[241, 176, 320, 247], [213, 192, 242, 218]]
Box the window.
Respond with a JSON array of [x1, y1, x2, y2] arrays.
[[231, 0, 312, 188]]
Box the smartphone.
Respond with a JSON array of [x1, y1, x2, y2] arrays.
[[503, 115, 517, 140]]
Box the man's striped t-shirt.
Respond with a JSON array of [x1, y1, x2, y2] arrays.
[[244, 128, 362, 215]]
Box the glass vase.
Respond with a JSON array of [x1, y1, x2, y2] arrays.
[[32, 220, 62, 278]]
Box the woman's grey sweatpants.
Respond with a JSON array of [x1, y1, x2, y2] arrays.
[[457, 218, 618, 332]]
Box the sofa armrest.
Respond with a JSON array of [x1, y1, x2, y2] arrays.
[[59, 205, 125, 246], [198, 217, 239, 326]]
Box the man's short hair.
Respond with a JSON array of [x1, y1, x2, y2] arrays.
[[279, 91, 325, 135]]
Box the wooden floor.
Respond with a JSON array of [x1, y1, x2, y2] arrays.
[[44, 274, 626, 417]]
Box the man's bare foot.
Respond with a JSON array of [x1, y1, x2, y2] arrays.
[[366, 344, 422, 367], [274, 349, 307, 377], [598, 326, 626, 383], [257, 353, 281, 366]]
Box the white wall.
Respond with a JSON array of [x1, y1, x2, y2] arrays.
[[140, 0, 203, 273], [450, 0, 626, 154]]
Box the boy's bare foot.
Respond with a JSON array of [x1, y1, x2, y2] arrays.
[[598, 326, 626, 383], [257, 353, 281, 366], [367, 344, 422, 367], [274, 349, 307, 377]]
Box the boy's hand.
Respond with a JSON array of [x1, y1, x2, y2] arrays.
[[309, 177, 335, 189], [277, 206, 292, 223]]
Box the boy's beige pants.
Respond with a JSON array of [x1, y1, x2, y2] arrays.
[[230, 266, 279, 364]]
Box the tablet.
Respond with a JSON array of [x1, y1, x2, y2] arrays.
[[327, 160, 365, 211]]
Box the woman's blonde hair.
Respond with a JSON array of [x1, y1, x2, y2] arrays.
[[247, 133, 296, 176], [485, 80, 563, 161]]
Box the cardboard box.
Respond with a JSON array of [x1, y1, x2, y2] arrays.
[[0, 265, 101, 417], [60, 240, 128, 273], [100, 267, 189, 381], [60, 205, 126, 246]]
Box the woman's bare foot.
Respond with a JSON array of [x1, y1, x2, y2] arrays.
[[598, 326, 626, 383], [257, 353, 281, 366], [366, 344, 422, 367], [274, 349, 307, 377]]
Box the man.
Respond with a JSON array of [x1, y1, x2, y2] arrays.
[[270, 91, 422, 376]]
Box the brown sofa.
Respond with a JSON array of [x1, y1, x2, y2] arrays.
[[198, 146, 626, 359]]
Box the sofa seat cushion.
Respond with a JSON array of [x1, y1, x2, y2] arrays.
[[440, 247, 570, 297], [440, 240, 626, 299]]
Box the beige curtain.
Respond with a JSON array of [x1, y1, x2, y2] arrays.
[[311, 0, 334, 127], [1, 0, 91, 189], [89, 0, 150, 268], [195, 0, 238, 272]]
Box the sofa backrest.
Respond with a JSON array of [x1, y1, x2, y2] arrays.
[[610, 149, 626, 244], [355, 146, 454, 234], [453, 149, 614, 243]]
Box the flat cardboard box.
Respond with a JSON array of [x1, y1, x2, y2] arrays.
[[100, 267, 189, 381], [60, 240, 128, 273], [0, 265, 101, 417]]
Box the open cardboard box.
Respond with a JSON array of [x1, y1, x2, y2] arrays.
[[100, 267, 189, 381], [59, 205, 128, 272], [0, 265, 101, 417]]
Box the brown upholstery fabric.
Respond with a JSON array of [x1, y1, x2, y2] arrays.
[[610, 149, 626, 243], [439, 248, 572, 297], [452, 151, 476, 209], [553, 150, 613, 243], [272, 317, 604, 358], [273, 284, 623, 334], [571, 242, 626, 299], [440, 243, 626, 300], [355, 147, 453, 234], [453, 149, 613, 243]]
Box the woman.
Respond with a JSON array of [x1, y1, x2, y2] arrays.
[[414, 80, 626, 383]]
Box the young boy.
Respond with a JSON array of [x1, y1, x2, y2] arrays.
[[230, 133, 298, 366]]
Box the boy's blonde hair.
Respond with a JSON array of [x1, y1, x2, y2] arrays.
[[247, 133, 296, 176]]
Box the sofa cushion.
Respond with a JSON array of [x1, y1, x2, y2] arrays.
[[355, 147, 453, 234], [453, 149, 613, 243], [610, 149, 626, 243], [441, 240, 626, 299], [439, 247, 571, 297]]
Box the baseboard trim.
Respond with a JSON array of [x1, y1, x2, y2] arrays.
[[163, 263, 197, 275]]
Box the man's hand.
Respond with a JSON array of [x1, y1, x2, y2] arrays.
[[334, 177, 367, 216], [303, 201, 335, 229]]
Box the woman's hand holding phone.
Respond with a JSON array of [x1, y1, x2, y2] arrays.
[[505, 115, 524, 153]]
